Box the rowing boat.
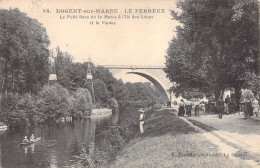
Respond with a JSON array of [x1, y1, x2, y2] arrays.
[[0, 122, 7, 130], [20, 137, 41, 146]]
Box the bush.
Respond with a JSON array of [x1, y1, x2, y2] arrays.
[[93, 79, 109, 106], [0, 93, 42, 127], [107, 98, 119, 113], [16, 93, 43, 125], [0, 93, 21, 127], [38, 84, 72, 121], [71, 88, 92, 118]]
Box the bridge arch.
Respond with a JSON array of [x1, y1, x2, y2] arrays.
[[115, 69, 169, 104]]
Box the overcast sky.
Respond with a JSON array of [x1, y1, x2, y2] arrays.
[[1, 0, 179, 82], [1, 0, 178, 65]]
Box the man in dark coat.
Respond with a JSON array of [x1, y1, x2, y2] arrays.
[[217, 98, 225, 119], [244, 100, 253, 118], [185, 100, 192, 117]]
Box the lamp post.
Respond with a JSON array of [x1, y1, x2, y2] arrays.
[[48, 49, 57, 86], [86, 61, 95, 104]]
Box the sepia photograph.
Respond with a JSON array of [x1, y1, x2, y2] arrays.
[[0, 0, 260, 167]]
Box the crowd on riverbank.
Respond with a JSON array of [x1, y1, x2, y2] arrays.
[[174, 95, 259, 120]]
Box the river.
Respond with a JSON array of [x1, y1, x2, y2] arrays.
[[0, 111, 119, 168]]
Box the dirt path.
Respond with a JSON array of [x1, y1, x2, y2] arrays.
[[179, 114, 260, 167], [188, 115, 260, 155]]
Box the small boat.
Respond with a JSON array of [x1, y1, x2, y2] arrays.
[[0, 122, 7, 130], [0, 125, 7, 130], [20, 137, 41, 146]]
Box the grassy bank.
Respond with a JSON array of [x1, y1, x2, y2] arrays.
[[110, 108, 249, 168]]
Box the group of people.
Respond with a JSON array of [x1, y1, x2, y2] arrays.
[[177, 96, 260, 119], [221, 95, 259, 119], [22, 134, 35, 143], [178, 99, 205, 117]]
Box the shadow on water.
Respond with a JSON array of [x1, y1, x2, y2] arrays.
[[0, 110, 120, 168]]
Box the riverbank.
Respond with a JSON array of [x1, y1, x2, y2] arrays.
[[110, 108, 251, 168], [75, 107, 141, 167]]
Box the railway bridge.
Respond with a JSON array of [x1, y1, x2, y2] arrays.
[[98, 65, 174, 104]]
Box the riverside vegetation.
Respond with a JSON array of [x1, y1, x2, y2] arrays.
[[0, 8, 162, 128]]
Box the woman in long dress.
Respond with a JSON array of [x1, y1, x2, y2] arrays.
[[139, 109, 145, 134], [252, 98, 259, 117], [178, 99, 185, 116]]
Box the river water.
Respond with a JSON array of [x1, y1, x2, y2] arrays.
[[0, 111, 119, 168]]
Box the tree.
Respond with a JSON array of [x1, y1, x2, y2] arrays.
[[55, 55, 130, 107], [165, 0, 259, 108], [93, 79, 109, 106], [124, 82, 162, 108], [70, 88, 92, 118], [55, 47, 74, 90], [37, 84, 72, 120], [92, 66, 130, 107], [243, 72, 260, 101], [0, 8, 50, 94]]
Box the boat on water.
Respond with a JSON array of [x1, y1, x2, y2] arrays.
[[20, 137, 41, 146], [0, 122, 7, 130]]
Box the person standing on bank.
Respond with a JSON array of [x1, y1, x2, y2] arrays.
[[252, 98, 259, 117], [244, 99, 253, 118], [178, 99, 185, 116], [185, 99, 192, 117], [139, 109, 145, 134], [224, 95, 231, 114], [194, 100, 200, 117], [217, 98, 225, 119]]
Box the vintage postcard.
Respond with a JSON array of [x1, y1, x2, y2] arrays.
[[0, 0, 259, 167]]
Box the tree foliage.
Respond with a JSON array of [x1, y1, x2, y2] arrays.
[[93, 79, 109, 106], [165, 0, 259, 102], [70, 87, 92, 118], [0, 93, 44, 127], [37, 84, 72, 121], [243, 72, 260, 100], [124, 82, 162, 108], [0, 8, 50, 94], [55, 53, 130, 107]]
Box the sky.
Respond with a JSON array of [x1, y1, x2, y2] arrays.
[[0, 0, 179, 82]]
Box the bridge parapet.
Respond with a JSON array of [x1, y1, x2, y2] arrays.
[[97, 65, 165, 69]]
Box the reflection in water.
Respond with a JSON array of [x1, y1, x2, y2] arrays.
[[111, 110, 119, 126], [23, 146, 28, 155], [0, 111, 119, 168], [50, 151, 58, 168]]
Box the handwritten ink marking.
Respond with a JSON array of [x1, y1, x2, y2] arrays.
[[29, 0, 43, 11]]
